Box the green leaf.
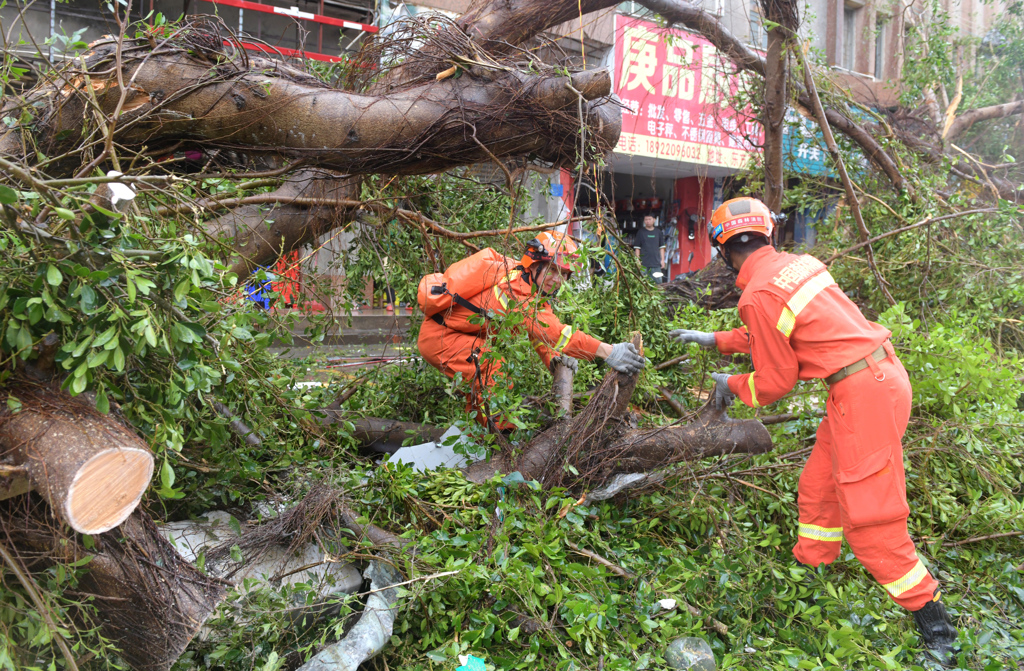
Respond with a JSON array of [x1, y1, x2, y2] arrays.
[[71, 374, 87, 394], [95, 389, 109, 414], [92, 325, 117, 349], [0, 185, 18, 204], [45, 264, 62, 286], [87, 350, 109, 368], [507, 626, 520, 642], [144, 323, 158, 348], [14, 324, 31, 353], [6, 396, 22, 413], [112, 346, 125, 371], [160, 460, 175, 489], [53, 207, 75, 221]]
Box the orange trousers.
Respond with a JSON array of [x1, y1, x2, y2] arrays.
[[418, 318, 511, 428], [793, 346, 939, 611]]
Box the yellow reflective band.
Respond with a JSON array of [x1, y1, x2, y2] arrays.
[[776, 307, 796, 337], [493, 285, 509, 309], [774, 271, 835, 338], [554, 325, 574, 352], [747, 375, 760, 408], [883, 559, 929, 597], [798, 523, 843, 542], [788, 271, 835, 316]]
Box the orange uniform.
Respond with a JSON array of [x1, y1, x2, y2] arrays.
[[715, 246, 938, 611], [418, 264, 600, 425]]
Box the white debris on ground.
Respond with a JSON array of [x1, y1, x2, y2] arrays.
[[386, 425, 486, 472], [161, 511, 362, 598], [297, 561, 403, 671]]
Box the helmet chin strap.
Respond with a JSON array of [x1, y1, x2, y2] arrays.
[[719, 246, 738, 274]]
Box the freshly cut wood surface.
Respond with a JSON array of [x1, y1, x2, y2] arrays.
[[0, 382, 155, 534]]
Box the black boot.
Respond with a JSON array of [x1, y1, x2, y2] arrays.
[[913, 597, 958, 666]]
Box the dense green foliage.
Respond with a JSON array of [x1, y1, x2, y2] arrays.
[[1, 10, 1024, 671]]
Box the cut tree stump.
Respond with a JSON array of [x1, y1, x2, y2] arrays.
[[2, 497, 227, 671], [0, 381, 154, 534]]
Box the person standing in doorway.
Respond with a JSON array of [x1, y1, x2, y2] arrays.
[[633, 215, 666, 283]]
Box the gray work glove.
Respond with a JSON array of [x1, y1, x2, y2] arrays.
[[550, 354, 579, 374], [605, 342, 646, 374], [669, 329, 717, 349], [710, 372, 736, 410]]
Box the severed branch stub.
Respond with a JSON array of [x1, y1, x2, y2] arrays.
[[551, 360, 575, 418], [464, 333, 773, 489], [0, 381, 154, 535]]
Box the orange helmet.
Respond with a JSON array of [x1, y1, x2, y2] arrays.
[[521, 231, 580, 273], [708, 197, 774, 246]]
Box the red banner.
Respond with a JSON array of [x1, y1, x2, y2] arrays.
[[613, 15, 762, 169]]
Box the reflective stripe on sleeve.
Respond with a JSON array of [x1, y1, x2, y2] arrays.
[[798, 523, 843, 542], [882, 559, 929, 597], [776, 307, 796, 337], [774, 271, 836, 337], [554, 325, 573, 351], [747, 375, 760, 408], [492, 285, 509, 310]]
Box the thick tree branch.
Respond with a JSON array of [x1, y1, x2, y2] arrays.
[[946, 100, 1024, 140], [796, 47, 896, 305]]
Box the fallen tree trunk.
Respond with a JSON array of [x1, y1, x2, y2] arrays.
[[464, 335, 773, 488], [0, 381, 154, 535], [0, 24, 618, 178], [319, 413, 446, 448], [2, 498, 226, 671]]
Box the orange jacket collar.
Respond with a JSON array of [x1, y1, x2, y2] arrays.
[[734, 245, 777, 290]]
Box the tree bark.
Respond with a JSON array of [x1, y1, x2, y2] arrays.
[[318, 414, 446, 448], [463, 334, 773, 487], [0, 383, 154, 535], [2, 42, 618, 177], [946, 100, 1024, 140], [2, 500, 226, 671], [759, 0, 797, 214], [551, 361, 575, 418], [201, 170, 360, 277]]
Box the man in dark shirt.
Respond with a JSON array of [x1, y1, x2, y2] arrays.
[[633, 215, 666, 283]]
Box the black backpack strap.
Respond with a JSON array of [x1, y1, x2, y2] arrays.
[[430, 313, 446, 326], [452, 293, 488, 317]]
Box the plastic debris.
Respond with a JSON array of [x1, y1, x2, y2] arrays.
[[298, 561, 404, 671], [387, 425, 485, 472], [161, 511, 362, 599], [105, 171, 137, 211], [457, 654, 487, 671], [584, 472, 657, 502], [665, 637, 716, 670], [658, 598, 678, 611]]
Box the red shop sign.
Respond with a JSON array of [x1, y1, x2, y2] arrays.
[[613, 15, 763, 169]]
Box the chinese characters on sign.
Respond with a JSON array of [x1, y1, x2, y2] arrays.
[[782, 108, 831, 176], [614, 15, 763, 169]]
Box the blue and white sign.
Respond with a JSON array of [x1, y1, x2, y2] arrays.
[[782, 108, 832, 177]]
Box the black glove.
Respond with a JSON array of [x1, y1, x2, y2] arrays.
[[710, 372, 736, 410]]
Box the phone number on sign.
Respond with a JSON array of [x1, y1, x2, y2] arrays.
[[643, 138, 706, 160]]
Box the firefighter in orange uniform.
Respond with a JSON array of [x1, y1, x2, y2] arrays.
[[419, 232, 645, 428], [670, 198, 958, 663]]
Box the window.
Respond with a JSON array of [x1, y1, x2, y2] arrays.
[[842, 7, 857, 70], [750, 8, 768, 50], [874, 16, 887, 79]]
